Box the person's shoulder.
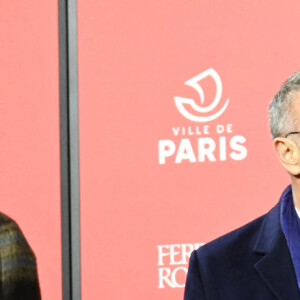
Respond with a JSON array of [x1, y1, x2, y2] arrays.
[[0, 211, 18, 225], [196, 213, 266, 260], [0, 213, 41, 299], [0, 211, 24, 236], [0, 212, 35, 257]]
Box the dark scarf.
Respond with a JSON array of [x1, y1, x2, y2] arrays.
[[280, 185, 300, 290]]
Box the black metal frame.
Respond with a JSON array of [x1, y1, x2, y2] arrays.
[[59, 0, 81, 299]]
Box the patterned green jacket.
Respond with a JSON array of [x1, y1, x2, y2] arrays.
[[0, 213, 41, 300]]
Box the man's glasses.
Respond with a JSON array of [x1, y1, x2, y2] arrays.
[[285, 132, 300, 138]]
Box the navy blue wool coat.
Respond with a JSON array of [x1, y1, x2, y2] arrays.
[[184, 200, 300, 300]]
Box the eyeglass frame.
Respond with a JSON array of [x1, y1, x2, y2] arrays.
[[285, 131, 300, 138]]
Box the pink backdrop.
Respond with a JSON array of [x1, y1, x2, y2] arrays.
[[0, 2, 61, 300], [77, 1, 300, 299]]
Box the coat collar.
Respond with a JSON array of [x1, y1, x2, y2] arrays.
[[253, 188, 300, 300]]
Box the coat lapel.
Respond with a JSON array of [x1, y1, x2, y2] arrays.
[[253, 201, 300, 300]]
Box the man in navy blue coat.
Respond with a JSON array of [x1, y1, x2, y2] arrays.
[[184, 71, 300, 300]]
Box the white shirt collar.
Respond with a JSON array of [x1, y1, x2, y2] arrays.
[[295, 207, 300, 219]]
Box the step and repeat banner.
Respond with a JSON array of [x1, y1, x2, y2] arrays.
[[77, 1, 300, 299], [0, 2, 61, 300]]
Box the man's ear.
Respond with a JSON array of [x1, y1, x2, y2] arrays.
[[274, 137, 300, 175]]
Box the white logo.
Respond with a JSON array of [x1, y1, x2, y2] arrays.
[[157, 243, 204, 289], [157, 68, 247, 165], [174, 68, 229, 122]]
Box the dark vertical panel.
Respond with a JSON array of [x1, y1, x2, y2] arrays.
[[67, 0, 81, 299], [59, 0, 81, 299]]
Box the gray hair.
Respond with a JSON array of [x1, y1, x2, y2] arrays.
[[269, 71, 300, 139]]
